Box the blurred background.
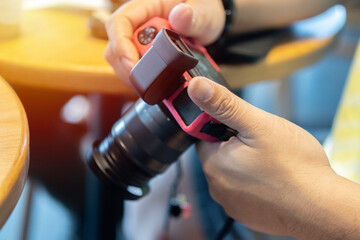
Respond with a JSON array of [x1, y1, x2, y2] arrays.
[[0, 0, 360, 239]]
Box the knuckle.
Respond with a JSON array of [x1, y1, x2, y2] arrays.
[[202, 161, 216, 180], [223, 206, 234, 217], [105, 14, 114, 32], [104, 54, 113, 65], [202, 158, 221, 184], [104, 46, 113, 63], [208, 186, 222, 203], [214, 95, 239, 121]]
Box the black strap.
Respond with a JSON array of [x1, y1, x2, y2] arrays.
[[201, 121, 238, 141], [206, 0, 235, 59]]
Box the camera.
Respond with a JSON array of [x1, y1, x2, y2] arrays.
[[86, 18, 237, 200]]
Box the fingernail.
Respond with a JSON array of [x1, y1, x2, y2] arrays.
[[189, 78, 213, 102], [121, 57, 135, 72], [177, 3, 193, 14], [183, 3, 194, 20], [179, 3, 195, 23], [173, 3, 194, 24]]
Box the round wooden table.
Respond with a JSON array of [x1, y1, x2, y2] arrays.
[[221, 4, 347, 88], [0, 76, 29, 228], [0, 5, 346, 93], [0, 6, 135, 96]]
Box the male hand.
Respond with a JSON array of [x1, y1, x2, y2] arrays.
[[187, 76, 336, 237]]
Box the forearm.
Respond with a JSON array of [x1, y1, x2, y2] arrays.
[[287, 171, 360, 240], [231, 0, 340, 34]]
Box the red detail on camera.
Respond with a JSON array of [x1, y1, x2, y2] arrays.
[[132, 17, 223, 142]]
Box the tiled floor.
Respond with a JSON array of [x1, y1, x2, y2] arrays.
[[1, 2, 360, 240]]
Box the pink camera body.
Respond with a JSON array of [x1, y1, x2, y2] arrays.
[[131, 17, 236, 142]]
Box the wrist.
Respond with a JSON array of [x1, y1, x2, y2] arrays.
[[289, 170, 360, 240]]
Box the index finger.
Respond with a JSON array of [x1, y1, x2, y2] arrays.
[[105, 0, 184, 67]]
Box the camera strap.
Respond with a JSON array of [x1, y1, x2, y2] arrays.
[[201, 121, 238, 141]]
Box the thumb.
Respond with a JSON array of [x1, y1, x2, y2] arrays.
[[188, 77, 274, 139], [168, 2, 225, 45]]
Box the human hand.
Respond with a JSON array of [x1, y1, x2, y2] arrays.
[[187, 77, 337, 238], [105, 0, 225, 84]]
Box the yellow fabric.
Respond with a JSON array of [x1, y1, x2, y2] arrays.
[[330, 40, 360, 182]]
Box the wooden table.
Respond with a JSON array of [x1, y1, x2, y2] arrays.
[[0, 6, 135, 96], [0, 5, 346, 93], [221, 4, 347, 88], [0, 76, 29, 228]]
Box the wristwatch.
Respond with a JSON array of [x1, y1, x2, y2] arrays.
[[206, 0, 235, 60]]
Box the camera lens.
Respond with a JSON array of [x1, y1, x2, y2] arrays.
[[87, 99, 197, 200]]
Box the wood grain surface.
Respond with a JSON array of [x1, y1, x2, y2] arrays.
[[0, 76, 29, 228], [0, 5, 346, 94]]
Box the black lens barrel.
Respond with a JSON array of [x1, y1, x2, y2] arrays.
[[87, 99, 196, 199]]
